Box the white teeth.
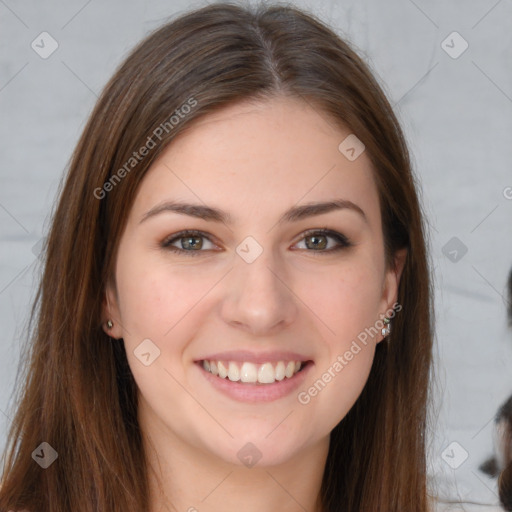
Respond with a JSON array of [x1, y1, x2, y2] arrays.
[[285, 361, 295, 378], [203, 359, 304, 384], [258, 362, 275, 384], [275, 361, 285, 381], [218, 361, 228, 379], [240, 362, 258, 383], [228, 361, 240, 382]]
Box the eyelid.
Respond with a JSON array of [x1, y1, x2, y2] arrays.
[[292, 228, 352, 252], [161, 229, 220, 254], [161, 228, 352, 255]]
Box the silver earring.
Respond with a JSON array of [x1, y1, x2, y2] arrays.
[[381, 317, 391, 338], [106, 319, 113, 329]]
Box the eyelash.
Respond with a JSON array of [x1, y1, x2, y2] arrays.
[[161, 229, 352, 256]]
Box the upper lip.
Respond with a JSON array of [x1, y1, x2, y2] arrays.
[[195, 350, 312, 365]]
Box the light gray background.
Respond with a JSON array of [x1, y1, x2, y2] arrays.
[[1, 0, 511, 509]]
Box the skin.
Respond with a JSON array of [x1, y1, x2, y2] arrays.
[[102, 96, 407, 512]]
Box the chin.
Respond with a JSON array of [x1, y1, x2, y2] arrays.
[[208, 433, 309, 469]]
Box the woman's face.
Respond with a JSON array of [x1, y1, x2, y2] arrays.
[[104, 96, 406, 467]]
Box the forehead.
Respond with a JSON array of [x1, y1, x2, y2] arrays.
[[131, 96, 381, 229]]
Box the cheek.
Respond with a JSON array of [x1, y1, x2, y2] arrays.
[[115, 253, 217, 344], [294, 255, 383, 431], [313, 342, 375, 433], [116, 260, 211, 401], [294, 258, 383, 346], [298, 294, 378, 435]]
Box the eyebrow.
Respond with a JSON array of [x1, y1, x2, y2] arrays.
[[139, 198, 368, 226]]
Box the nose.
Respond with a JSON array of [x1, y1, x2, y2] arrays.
[[220, 246, 298, 336]]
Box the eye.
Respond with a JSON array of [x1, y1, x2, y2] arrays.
[[293, 229, 352, 254], [161, 230, 217, 256], [161, 228, 352, 257]]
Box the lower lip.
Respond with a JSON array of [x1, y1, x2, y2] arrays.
[[196, 361, 313, 403]]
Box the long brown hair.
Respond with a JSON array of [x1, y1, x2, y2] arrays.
[[0, 3, 435, 511]]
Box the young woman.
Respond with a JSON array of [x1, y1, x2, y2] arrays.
[[0, 3, 436, 511]]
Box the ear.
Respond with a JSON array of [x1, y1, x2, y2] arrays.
[[101, 279, 123, 339], [377, 247, 407, 342]]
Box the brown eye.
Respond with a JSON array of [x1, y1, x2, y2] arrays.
[[305, 234, 328, 250], [179, 235, 203, 250], [161, 230, 216, 256], [295, 229, 352, 253]]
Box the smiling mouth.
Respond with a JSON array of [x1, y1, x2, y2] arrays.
[[199, 359, 311, 385]]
